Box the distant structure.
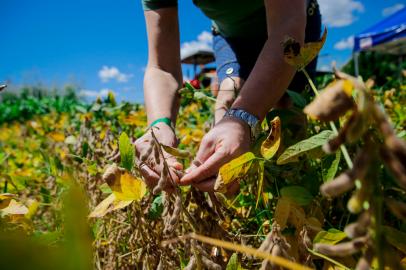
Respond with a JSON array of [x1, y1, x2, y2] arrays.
[[353, 6, 406, 76]]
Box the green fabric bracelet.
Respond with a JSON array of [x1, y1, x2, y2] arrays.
[[149, 117, 174, 129]]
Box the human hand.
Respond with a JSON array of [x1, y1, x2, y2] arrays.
[[135, 122, 183, 192], [179, 117, 251, 192]]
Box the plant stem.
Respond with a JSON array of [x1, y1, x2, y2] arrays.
[[301, 68, 353, 168]]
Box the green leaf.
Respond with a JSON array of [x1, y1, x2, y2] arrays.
[[277, 130, 334, 165], [313, 228, 347, 245], [321, 151, 341, 182], [280, 186, 313, 206], [286, 90, 307, 108], [383, 226, 406, 253], [98, 183, 112, 194], [119, 132, 134, 171], [148, 195, 164, 220], [226, 253, 242, 270], [255, 160, 265, 208]]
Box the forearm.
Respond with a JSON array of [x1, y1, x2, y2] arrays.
[[143, 8, 182, 126], [232, 2, 306, 120], [144, 66, 182, 125]]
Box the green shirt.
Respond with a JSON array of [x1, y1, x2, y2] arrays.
[[142, 0, 267, 37]]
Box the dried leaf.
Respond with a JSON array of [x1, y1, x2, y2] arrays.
[[88, 194, 133, 218], [89, 194, 115, 218], [1, 199, 29, 215], [119, 132, 134, 171], [277, 130, 334, 165], [214, 152, 256, 193], [274, 197, 291, 230], [283, 28, 327, 70], [161, 144, 190, 158], [304, 80, 354, 122], [261, 116, 281, 160]]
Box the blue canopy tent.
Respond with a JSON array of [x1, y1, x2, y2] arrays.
[[353, 7, 406, 76]]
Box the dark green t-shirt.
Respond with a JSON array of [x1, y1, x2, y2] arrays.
[[142, 0, 267, 37]]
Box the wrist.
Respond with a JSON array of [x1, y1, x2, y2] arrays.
[[224, 108, 261, 142]]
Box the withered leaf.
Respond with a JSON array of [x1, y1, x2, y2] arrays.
[[260, 116, 281, 160], [282, 28, 327, 70]]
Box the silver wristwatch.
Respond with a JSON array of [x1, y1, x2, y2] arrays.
[[224, 108, 261, 141]]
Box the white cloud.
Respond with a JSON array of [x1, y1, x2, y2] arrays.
[[334, 35, 354, 50], [79, 88, 114, 98], [98, 66, 132, 83], [382, 3, 405, 17], [318, 0, 364, 27], [181, 31, 213, 59], [319, 64, 331, 72]]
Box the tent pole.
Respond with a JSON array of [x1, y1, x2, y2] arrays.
[[354, 52, 360, 77]]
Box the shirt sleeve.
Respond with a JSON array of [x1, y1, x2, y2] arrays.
[[142, 0, 178, 10]]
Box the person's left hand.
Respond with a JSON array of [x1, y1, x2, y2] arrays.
[[178, 116, 251, 192]]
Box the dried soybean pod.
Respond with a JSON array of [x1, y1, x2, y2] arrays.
[[162, 192, 170, 217], [169, 194, 182, 226], [184, 256, 196, 270], [102, 163, 121, 186], [258, 231, 274, 252], [322, 114, 354, 153], [201, 256, 222, 270], [356, 247, 373, 270], [269, 244, 283, 270], [344, 212, 370, 238], [314, 236, 367, 257], [140, 142, 154, 163], [303, 79, 355, 122], [320, 170, 356, 197], [153, 141, 161, 165], [153, 170, 167, 195]]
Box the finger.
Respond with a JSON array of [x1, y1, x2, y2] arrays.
[[192, 178, 216, 192], [195, 136, 216, 165], [180, 150, 229, 185], [139, 164, 160, 188], [166, 156, 183, 170]]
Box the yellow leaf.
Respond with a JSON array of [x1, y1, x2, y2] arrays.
[[274, 197, 291, 230], [261, 116, 281, 159], [48, 131, 65, 142], [214, 152, 256, 193], [89, 193, 116, 218], [111, 172, 147, 202], [283, 28, 327, 70], [89, 194, 134, 218], [1, 199, 29, 215], [25, 199, 39, 219]]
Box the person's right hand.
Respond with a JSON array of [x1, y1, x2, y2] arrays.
[[134, 122, 183, 191]]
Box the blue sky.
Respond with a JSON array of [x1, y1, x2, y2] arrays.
[[1, 0, 405, 102]]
